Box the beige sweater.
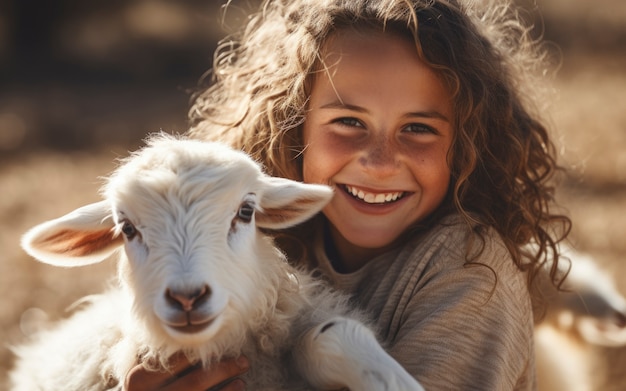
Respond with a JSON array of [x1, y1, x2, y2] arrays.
[[310, 214, 535, 390]]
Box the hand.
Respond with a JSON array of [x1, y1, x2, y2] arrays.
[[124, 353, 249, 391]]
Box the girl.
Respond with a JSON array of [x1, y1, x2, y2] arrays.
[[126, 0, 570, 389]]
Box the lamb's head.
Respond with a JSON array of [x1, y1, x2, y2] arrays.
[[21, 134, 333, 350]]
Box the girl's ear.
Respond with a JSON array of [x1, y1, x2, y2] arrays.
[[256, 177, 333, 229], [21, 200, 123, 267]]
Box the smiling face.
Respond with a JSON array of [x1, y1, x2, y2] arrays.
[[302, 29, 454, 271]]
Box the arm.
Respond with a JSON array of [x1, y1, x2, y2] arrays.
[[309, 215, 535, 389], [388, 242, 535, 390]]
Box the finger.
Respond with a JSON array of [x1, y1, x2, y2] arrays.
[[124, 353, 195, 391], [160, 356, 249, 391], [165, 352, 200, 375]]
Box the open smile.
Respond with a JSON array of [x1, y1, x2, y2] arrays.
[[342, 184, 408, 204]]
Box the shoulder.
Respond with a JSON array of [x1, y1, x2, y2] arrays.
[[352, 213, 529, 305], [402, 213, 526, 292], [371, 213, 534, 344], [380, 215, 536, 389], [394, 214, 532, 328]]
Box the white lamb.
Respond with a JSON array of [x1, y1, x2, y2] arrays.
[[9, 134, 424, 391], [535, 246, 626, 391]]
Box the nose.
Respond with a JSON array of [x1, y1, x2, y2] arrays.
[[165, 284, 211, 312], [359, 135, 399, 176]]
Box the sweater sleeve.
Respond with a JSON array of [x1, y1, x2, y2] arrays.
[[385, 231, 535, 390]]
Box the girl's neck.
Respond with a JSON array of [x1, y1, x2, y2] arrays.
[[323, 220, 396, 274]]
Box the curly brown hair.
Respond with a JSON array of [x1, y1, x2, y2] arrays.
[[188, 0, 571, 302]]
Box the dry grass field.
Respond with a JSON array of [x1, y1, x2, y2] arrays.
[[1, 0, 625, 389]]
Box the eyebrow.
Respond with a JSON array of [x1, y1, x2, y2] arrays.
[[319, 101, 450, 122]]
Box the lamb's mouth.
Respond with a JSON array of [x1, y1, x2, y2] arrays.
[[168, 319, 214, 334], [343, 185, 407, 204], [166, 314, 216, 334]]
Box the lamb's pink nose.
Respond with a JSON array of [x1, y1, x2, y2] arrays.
[[165, 285, 211, 312]]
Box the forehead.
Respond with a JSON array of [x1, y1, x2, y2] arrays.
[[322, 27, 417, 63], [312, 28, 452, 117], [106, 141, 263, 215]]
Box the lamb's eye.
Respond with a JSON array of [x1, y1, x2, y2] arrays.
[[237, 202, 255, 223], [121, 220, 137, 239]]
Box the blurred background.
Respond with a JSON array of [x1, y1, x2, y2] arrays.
[[1, 0, 625, 389]]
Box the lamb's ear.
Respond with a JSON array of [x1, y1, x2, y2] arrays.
[[21, 200, 123, 267], [256, 177, 333, 229]]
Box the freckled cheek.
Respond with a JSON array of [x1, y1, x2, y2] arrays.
[[405, 144, 452, 185], [405, 142, 446, 164], [302, 132, 357, 184]]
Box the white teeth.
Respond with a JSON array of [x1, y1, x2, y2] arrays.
[[345, 185, 404, 204]]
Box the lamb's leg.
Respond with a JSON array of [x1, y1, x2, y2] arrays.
[[294, 317, 425, 391]]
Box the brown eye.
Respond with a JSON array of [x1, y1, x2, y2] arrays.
[[237, 202, 255, 223], [121, 220, 137, 239]]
